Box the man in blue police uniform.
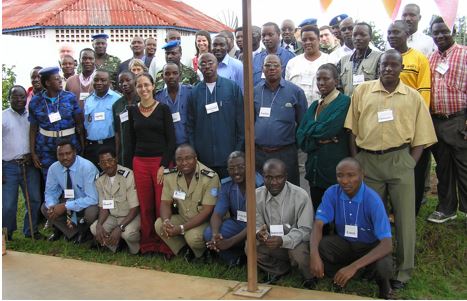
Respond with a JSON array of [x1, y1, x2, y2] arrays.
[[155, 63, 192, 146], [84, 69, 120, 168], [254, 54, 307, 186], [187, 53, 244, 179], [204, 151, 263, 266], [28, 67, 84, 178], [253, 22, 296, 86], [3, 85, 43, 240], [41, 140, 99, 244], [212, 35, 244, 93], [309, 157, 394, 299]]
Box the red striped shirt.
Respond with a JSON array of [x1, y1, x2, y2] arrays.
[[429, 44, 467, 114]]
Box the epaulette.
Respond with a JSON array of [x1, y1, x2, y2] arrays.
[[117, 169, 130, 178], [96, 171, 105, 180], [221, 176, 232, 184], [200, 169, 216, 178], [164, 167, 178, 175]]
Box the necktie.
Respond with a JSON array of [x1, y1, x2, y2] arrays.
[[65, 168, 77, 225], [66, 168, 72, 190], [315, 100, 325, 118]]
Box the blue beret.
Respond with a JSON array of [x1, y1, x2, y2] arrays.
[[91, 33, 109, 40], [38, 67, 60, 77], [299, 18, 317, 28], [329, 14, 349, 27], [162, 40, 181, 50]]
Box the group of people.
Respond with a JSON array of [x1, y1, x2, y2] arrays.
[[3, 3, 466, 299]]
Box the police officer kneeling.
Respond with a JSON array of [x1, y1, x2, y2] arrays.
[[155, 144, 220, 261], [309, 157, 394, 299], [90, 147, 140, 254]]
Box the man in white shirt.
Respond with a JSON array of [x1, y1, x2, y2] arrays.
[[286, 25, 329, 106]]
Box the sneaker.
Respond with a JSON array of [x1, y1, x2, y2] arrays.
[[427, 211, 457, 223]]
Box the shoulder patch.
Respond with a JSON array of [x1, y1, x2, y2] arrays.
[[117, 169, 130, 178], [200, 169, 216, 178], [210, 187, 218, 197], [164, 168, 178, 175]]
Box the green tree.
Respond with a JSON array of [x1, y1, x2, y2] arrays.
[[369, 22, 385, 51], [2, 64, 16, 109]]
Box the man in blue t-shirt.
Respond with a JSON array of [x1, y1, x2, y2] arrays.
[[309, 157, 393, 299]]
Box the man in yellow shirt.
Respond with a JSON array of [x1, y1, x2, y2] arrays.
[[344, 49, 437, 290], [387, 20, 432, 215]]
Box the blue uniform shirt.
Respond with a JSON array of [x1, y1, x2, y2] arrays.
[[316, 182, 392, 244], [253, 47, 296, 86], [254, 78, 307, 147], [217, 55, 244, 93], [28, 90, 82, 167], [84, 89, 120, 140], [187, 76, 245, 168], [155, 84, 192, 146], [214, 173, 264, 222], [45, 155, 99, 212]]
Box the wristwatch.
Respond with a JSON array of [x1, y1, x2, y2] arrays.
[[180, 224, 185, 235], [119, 224, 126, 232]]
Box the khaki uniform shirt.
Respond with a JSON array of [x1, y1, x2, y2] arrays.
[[162, 162, 220, 221], [344, 79, 437, 151], [95, 165, 139, 217]]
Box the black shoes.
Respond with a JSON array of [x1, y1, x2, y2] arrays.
[[48, 228, 62, 241], [261, 272, 283, 285], [25, 232, 45, 240], [302, 278, 317, 290], [73, 231, 91, 244], [390, 279, 406, 290]]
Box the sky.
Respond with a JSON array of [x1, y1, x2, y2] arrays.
[[182, 0, 466, 34]]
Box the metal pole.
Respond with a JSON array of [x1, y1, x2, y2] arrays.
[[21, 163, 35, 242], [241, 0, 258, 292]]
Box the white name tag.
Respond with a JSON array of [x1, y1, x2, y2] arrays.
[[48, 112, 62, 123], [102, 199, 115, 209], [353, 74, 365, 86], [377, 109, 394, 123], [205, 102, 219, 114], [435, 62, 449, 75], [79, 92, 90, 101], [237, 210, 247, 222], [259, 107, 271, 118], [119, 111, 128, 123], [64, 189, 74, 199], [344, 225, 358, 238], [270, 224, 284, 237], [173, 190, 186, 201], [172, 112, 181, 122], [94, 112, 105, 121]]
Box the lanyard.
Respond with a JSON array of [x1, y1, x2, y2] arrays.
[[260, 85, 281, 109], [165, 84, 182, 113], [265, 184, 288, 225], [205, 84, 218, 107], [44, 92, 61, 115]]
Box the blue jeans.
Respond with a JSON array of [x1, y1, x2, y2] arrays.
[[2, 161, 41, 236]]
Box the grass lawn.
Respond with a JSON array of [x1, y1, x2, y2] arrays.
[[5, 194, 467, 299]]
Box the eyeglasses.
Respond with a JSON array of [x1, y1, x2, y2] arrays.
[[98, 158, 116, 166], [199, 61, 215, 68], [227, 165, 245, 172], [263, 63, 281, 69]]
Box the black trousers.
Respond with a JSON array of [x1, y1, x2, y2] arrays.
[[256, 144, 299, 186], [84, 138, 115, 170], [318, 235, 393, 281], [431, 115, 467, 214], [414, 148, 431, 215]]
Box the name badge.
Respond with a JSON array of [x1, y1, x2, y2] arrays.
[[270, 224, 284, 237], [102, 199, 115, 209], [259, 107, 271, 118], [94, 112, 105, 121], [172, 112, 181, 122], [435, 62, 449, 75], [344, 225, 358, 238], [119, 111, 129, 123], [205, 102, 219, 114], [79, 92, 89, 101], [377, 109, 394, 123], [48, 112, 62, 123], [237, 210, 247, 222], [173, 190, 186, 201], [353, 74, 365, 85], [64, 189, 74, 199]]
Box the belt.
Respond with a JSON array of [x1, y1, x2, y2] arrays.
[[3, 157, 30, 165], [431, 110, 465, 120], [39, 127, 75, 138], [87, 137, 114, 145], [361, 143, 409, 155], [256, 144, 294, 153]]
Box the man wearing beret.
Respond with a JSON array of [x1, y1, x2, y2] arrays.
[[91, 34, 121, 89]]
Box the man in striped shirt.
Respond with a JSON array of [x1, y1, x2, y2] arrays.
[[427, 17, 467, 224]]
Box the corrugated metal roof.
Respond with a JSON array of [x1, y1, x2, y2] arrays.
[[2, 0, 231, 32]]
